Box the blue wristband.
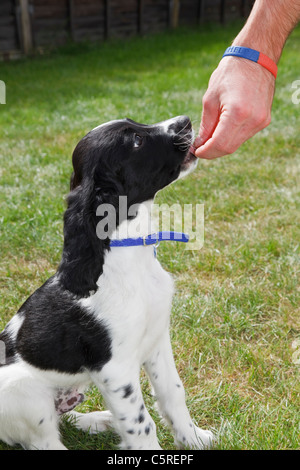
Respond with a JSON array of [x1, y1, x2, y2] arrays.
[[223, 46, 259, 62], [222, 46, 278, 78]]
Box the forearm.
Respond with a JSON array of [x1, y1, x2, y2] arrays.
[[232, 0, 300, 62]]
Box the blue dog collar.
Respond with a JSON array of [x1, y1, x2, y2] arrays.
[[110, 231, 189, 248]]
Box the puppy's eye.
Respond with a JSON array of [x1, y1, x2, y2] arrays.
[[133, 134, 143, 148]]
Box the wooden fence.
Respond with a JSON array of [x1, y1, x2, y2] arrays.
[[0, 0, 254, 59]]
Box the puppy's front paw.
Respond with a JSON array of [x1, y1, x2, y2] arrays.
[[86, 410, 114, 434], [70, 410, 113, 434], [176, 425, 216, 450], [191, 427, 215, 449]]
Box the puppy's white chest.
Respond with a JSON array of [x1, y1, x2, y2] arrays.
[[142, 252, 174, 319], [105, 247, 174, 318], [83, 247, 174, 361]]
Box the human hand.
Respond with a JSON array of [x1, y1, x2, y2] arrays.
[[194, 56, 276, 159]]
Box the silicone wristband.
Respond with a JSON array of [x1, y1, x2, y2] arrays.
[[223, 46, 278, 78]]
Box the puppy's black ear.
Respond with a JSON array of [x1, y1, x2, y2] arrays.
[[58, 131, 127, 297], [70, 172, 76, 191], [70, 134, 89, 190], [58, 181, 110, 298]]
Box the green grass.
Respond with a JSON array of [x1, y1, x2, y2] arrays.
[[0, 23, 299, 450]]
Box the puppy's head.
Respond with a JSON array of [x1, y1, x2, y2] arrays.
[[71, 115, 197, 206], [60, 117, 197, 296]]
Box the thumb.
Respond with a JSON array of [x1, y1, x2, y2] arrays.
[[194, 95, 219, 148]]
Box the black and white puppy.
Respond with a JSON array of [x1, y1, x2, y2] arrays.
[[0, 116, 214, 450]]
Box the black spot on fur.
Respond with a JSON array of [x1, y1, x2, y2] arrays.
[[123, 384, 133, 398]]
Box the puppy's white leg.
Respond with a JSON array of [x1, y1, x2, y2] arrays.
[[27, 436, 67, 451], [66, 410, 113, 434], [90, 362, 161, 450], [144, 332, 215, 450], [0, 364, 66, 450]]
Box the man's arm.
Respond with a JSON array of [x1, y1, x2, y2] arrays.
[[194, 0, 300, 160]]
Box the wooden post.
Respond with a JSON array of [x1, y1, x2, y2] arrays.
[[170, 0, 180, 29], [19, 0, 33, 54]]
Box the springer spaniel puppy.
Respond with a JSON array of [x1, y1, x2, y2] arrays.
[[0, 116, 214, 450]]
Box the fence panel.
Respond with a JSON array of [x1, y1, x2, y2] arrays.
[[0, 0, 20, 53], [31, 0, 69, 47], [71, 0, 106, 42], [1, 0, 256, 58], [108, 0, 139, 38], [224, 0, 243, 22], [179, 0, 200, 25], [140, 0, 170, 34]]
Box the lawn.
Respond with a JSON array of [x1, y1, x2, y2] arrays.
[[0, 23, 299, 450]]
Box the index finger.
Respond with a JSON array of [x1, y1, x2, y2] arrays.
[[194, 105, 261, 159], [194, 116, 240, 159]]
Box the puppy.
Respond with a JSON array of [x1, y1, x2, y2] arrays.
[[0, 116, 214, 450]]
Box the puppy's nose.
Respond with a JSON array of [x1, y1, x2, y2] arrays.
[[174, 115, 192, 134], [172, 116, 192, 151]]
